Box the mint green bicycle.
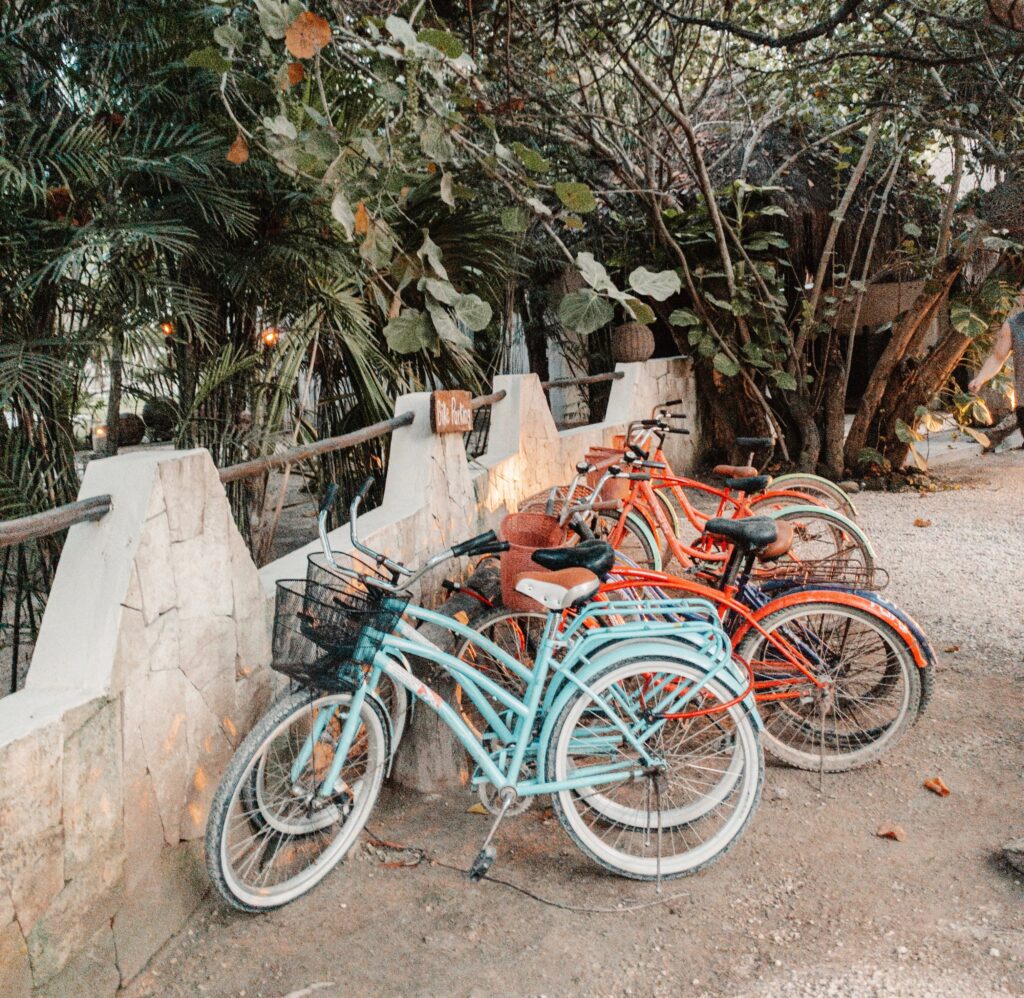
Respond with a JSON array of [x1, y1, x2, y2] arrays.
[[205, 480, 764, 912]]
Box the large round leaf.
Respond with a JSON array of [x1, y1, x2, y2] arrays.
[[558, 290, 614, 335]]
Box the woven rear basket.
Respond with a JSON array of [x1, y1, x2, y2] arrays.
[[499, 512, 567, 611], [584, 449, 629, 501]]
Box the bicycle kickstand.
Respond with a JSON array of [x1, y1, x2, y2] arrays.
[[468, 788, 516, 882]]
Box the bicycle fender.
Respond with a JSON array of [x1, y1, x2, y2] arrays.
[[772, 473, 859, 518], [733, 589, 927, 669], [754, 583, 935, 670], [765, 504, 877, 561], [535, 639, 761, 784]]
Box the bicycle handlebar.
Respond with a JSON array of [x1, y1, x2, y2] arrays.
[[318, 483, 339, 514]]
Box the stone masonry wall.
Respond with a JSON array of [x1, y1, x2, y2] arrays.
[[0, 358, 696, 995], [0, 451, 274, 996]]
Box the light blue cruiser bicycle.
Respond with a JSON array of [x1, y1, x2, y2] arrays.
[[205, 479, 764, 912]]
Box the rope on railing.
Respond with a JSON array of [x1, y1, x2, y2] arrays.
[[0, 495, 113, 549]]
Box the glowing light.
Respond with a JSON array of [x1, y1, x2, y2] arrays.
[[160, 320, 174, 337], [93, 425, 108, 439], [261, 326, 280, 348]]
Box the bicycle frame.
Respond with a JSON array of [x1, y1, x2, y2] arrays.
[[292, 595, 740, 800]]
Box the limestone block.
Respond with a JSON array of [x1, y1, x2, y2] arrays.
[[63, 698, 124, 880], [159, 453, 207, 542], [121, 715, 166, 872], [0, 880, 14, 926], [124, 668, 189, 846], [235, 600, 272, 681], [180, 683, 235, 840], [179, 615, 237, 693], [36, 924, 119, 998], [111, 842, 205, 983], [172, 531, 233, 619], [26, 856, 123, 988], [0, 920, 32, 998], [134, 511, 176, 624], [0, 724, 64, 932], [113, 606, 181, 688], [231, 663, 276, 742]]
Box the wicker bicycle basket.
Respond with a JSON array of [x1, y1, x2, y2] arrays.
[[499, 512, 567, 611], [271, 578, 408, 693]]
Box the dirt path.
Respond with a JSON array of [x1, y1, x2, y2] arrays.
[[124, 452, 1024, 998]]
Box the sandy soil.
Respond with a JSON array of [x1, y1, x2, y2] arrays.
[[124, 451, 1024, 998]]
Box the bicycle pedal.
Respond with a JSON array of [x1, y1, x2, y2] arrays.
[[468, 845, 496, 882]]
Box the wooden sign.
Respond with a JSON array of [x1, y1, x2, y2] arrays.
[[430, 390, 474, 434]]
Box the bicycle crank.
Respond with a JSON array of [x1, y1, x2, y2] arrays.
[[477, 781, 533, 816]]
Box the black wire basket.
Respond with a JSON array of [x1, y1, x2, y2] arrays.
[[271, 578, 409, 693]]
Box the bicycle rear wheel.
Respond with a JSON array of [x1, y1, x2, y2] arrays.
[[206, 688, 389, 911], [547, 657, 763, 880], [736, 601, 919, 771]]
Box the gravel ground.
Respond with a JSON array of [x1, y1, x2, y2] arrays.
[[124, 450, 1024, 998]]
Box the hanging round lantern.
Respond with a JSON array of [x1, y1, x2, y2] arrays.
[[611, 322, 655, 363], [261, 326, 280, 348]]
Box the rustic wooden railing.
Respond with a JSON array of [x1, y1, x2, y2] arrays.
[[0, 495, 113, 550], [540, 371, 624, 390]]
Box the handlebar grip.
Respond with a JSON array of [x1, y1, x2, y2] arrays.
[[626, 443, 649, 461], [627, 473, 651, 481], [354, 476, 374, 503], [667, 413, 687, 420], [736, 436, 773, 449], [639, 419, 660, 427], [660, 398, 683, 407], [474, 540, 510, 555], [641, 460, 666, 470], [319, 483, 339, 514], [451, 529, 498, 558], [667, 428, 690, 435]]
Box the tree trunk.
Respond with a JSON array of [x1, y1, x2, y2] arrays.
[[788, 392, 821, 472], [822, 337, 848, 478], [843, 262, 963, 468], [876, 327, 972, 465], [103, 327, 124, 457]]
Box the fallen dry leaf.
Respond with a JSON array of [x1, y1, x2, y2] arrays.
[[913, 518, 933, 528], [354, 200, 370, 235], [876, 823, 907, 842], [226, 133, 249, 165], [923, 776, 951, 797], [286, 61, 305, 87], [285, 11, 332, 59], [943, 644, 960, 654], [467, 802, 488, 815]]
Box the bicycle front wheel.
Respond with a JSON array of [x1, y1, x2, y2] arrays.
[[591, 510, 662, 571], [765, 506, 875, 584], [206, 688, 389, 912], [769, 473, 858, 520], [547, 657, 763, 881]]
